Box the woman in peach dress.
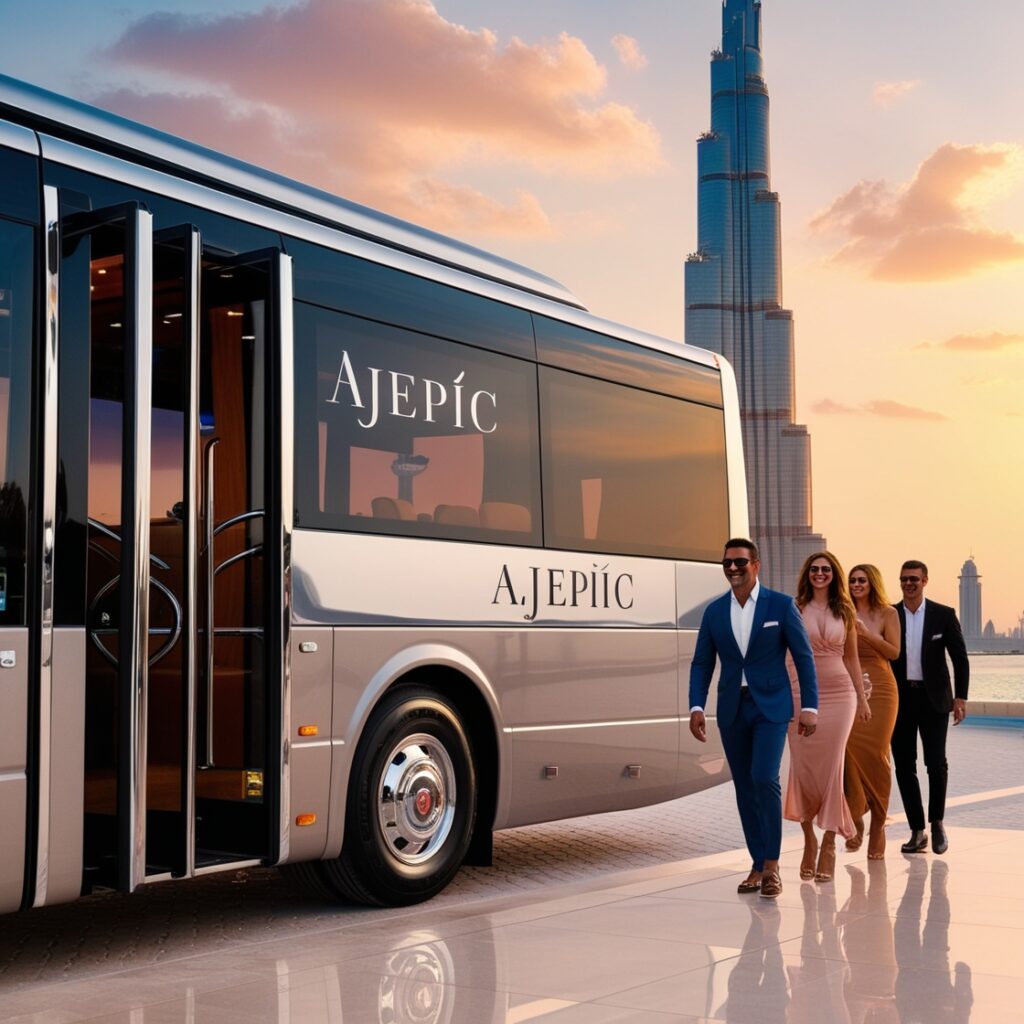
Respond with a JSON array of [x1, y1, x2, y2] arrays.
[[844, 563, 900, 859], [785, 552, 870, 882]]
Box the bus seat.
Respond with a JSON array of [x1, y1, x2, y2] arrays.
[[434, 504, 480, 527], [371, 496, 416, 520], [480, 501, 531, 532]]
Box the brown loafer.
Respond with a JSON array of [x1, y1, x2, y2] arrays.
[[759, 871, 782, 899], [737, 873, 762, 894]]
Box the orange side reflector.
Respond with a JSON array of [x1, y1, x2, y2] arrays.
[[298, 725, 319, 737], [295, 813, 317, 827]]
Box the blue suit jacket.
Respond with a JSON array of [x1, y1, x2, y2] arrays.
[[689, 586, 818, 727]]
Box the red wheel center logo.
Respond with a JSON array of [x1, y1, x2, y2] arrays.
[[415, 788, 433, 816]]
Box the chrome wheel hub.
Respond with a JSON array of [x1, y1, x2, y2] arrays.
[[377, 733, 457, 866]]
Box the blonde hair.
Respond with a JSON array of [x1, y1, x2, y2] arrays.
[[796, 551, 856, 633], [848, 563, 889, 611]]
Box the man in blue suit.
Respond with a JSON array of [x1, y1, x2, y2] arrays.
[[689, 538, 819, 898]]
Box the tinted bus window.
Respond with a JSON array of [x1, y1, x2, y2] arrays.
[[0, 220, 34, 623], [539, 366, 728, 561], [0, 146, 40, 223], [287, 237, 535, 360], [534, 315, 723, 408], [294, 303, 542, 546]]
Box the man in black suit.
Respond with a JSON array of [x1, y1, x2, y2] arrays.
[[891, 559, 970, 855]]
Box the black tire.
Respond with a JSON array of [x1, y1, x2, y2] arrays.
[[320, 685, 477, 906]]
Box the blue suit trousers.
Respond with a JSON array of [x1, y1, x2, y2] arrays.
[[719, 690, 789, 870]]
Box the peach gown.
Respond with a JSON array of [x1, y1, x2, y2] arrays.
[[784, 602, 857, 837], [844, 634, 899, 821]]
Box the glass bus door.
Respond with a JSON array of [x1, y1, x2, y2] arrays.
[[57, 200, 155, 893], [56, 192, 290, 891], [192, 250, 288, 871]]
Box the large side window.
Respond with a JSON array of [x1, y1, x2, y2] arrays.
[[539, 366, 728, 561], [294, 303, 542, 546], [0, 217, 34, 624]]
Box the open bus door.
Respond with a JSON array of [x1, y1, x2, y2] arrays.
[[31, 184, 291, 903], [0, 135, 36, 915]]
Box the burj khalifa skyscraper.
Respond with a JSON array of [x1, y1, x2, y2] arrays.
[[685, 0, 826, 592]]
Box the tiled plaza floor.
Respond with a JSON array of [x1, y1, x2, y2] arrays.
[[1, 719, 1020, 1022], [2, 827, 1019, 1023]]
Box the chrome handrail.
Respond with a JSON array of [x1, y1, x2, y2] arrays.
[[201, 437, 220, 768], [88, 574, 182, 669], [214, 545, 263, 577], [87, 518, 171, 570], [213, 509, 263, 537]]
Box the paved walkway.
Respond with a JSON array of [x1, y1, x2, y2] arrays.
[[0, 719, 1020, 1022]]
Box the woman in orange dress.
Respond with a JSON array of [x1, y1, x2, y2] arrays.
[[844, 563, 900, 859], [785, 551, 871, 883]]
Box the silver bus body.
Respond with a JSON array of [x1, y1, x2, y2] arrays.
[[0, 74, 745, 911]]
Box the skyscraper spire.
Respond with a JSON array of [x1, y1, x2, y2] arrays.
[[685, 0, 825, 593], [722, 0, 761, 54]]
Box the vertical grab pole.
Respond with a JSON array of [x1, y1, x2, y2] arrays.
[[274, 253, 294, 866], [201, 437, 219, 769], [33, 186, 61, 907], [118, 207, 153, 892], [182, 229, 201, 878]]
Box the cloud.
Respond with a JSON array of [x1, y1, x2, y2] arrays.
[[812, 398, 947, 421], [812, 398, 858, 415], [612, 34, 648, 71], [811, 143, 1024, 281], [918, 331, 1024, 352], [872, 79, 920, 108], [96, 0, 663, 237]]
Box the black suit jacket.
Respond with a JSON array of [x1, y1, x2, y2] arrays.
[[891, 600, 969, 713]]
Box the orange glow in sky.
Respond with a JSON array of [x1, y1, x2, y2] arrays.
[[6, 0, 1021, 628]]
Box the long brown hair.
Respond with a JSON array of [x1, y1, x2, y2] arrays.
[[848, 563, 889, 611], [796, 551, 856, 633]]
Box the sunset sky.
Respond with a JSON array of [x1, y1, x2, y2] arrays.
[[3, 0, 1022, 629]]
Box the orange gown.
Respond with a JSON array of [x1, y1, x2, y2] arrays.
[[844, 634, 899, 821], [785, 603, 857, 837]]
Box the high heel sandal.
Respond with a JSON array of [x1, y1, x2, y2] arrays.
[[845, 817, 865, 852], [867, 822, 885, 860], [815, 840, 836, 882], [800, 834, 818, 880]]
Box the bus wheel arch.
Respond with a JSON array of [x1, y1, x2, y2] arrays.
[[312, 666, 498, 905]]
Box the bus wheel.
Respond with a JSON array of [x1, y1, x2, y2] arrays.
[[324, 686, 477, 906]]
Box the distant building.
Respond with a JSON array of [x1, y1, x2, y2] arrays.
[[684, 0, 825, 592], [958, 557, 982, 639], [983, 619, 996, 639]]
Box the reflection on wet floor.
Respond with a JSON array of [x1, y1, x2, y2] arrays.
[[712, 859, 974, 1023], [3, 825, 1020, 1023]]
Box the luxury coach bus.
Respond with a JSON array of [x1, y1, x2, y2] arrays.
[[0, 74, 745, 913]]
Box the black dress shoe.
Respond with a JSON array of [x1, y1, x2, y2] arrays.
[[932, 821, 948, 855], [901, 830, 928, 853]]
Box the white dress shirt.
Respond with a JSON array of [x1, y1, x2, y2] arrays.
[[904, 598, 927, 680], [732, 581, 760, 686]]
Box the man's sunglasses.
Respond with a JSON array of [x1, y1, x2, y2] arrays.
[[722, 558, 750, 569], [899, 575, 923, 584]]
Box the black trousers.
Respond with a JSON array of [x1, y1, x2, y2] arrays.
[[890, 684, 949, 830]]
